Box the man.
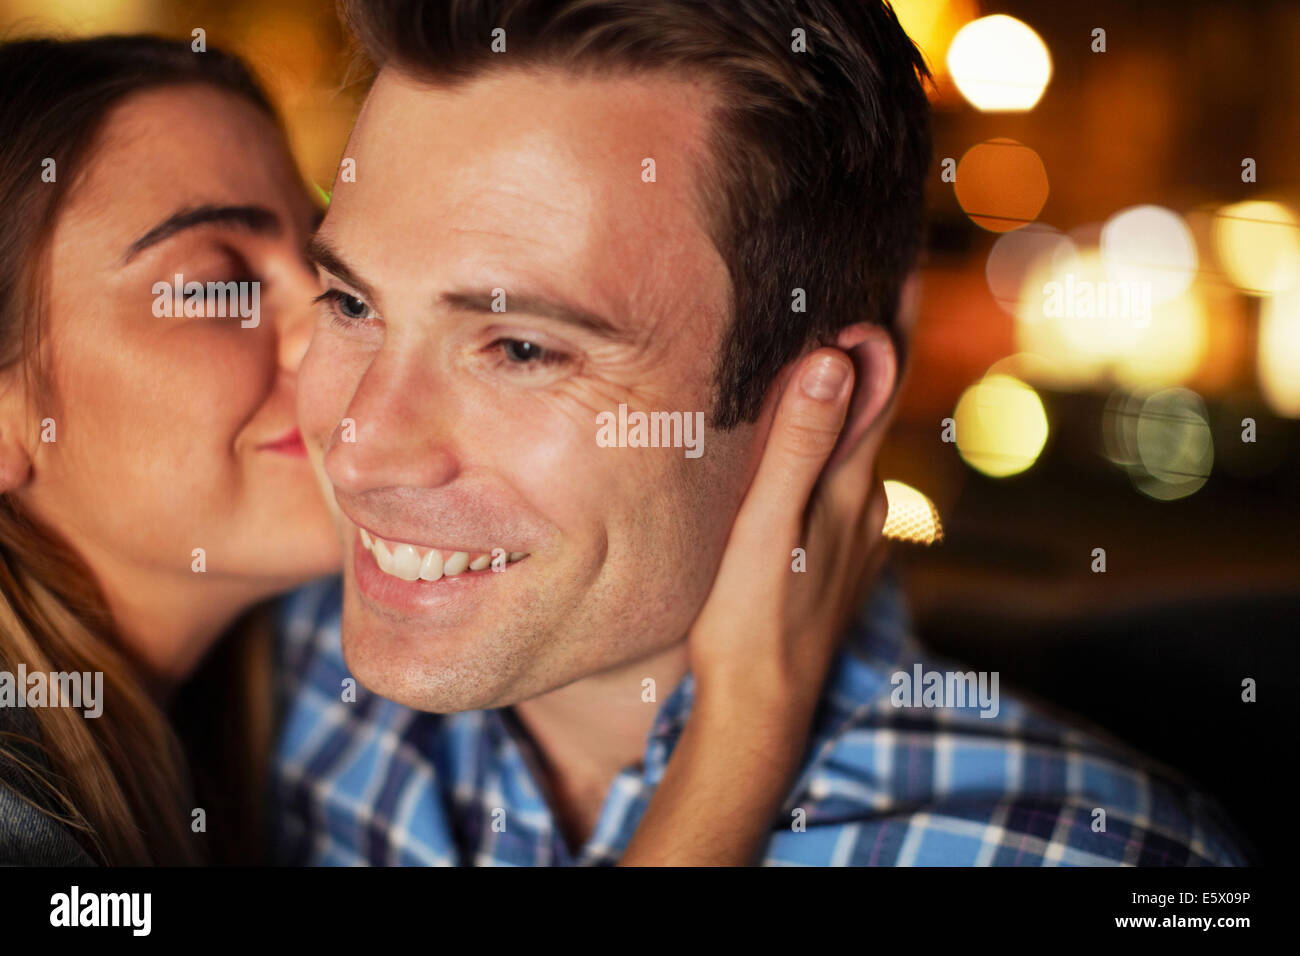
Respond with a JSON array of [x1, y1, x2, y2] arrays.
[[273, 0, 1247, 865]]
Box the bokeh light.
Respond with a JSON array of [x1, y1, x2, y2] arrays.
[[1100, 205, 1198, 304], [953, 374, 1050, 477], [1103, 387, 1214, 499], [1133, 388, 1214, 500], [1258, 286, 1300, 417], [985, 224, 1077, 314], [890, 0, 979, 90], [1014, 248, 1208, 388], [947, 14, 1052, 111], [0, 0, 157, 33], [1101, 388, 1144, 469], [1112, 289, 1209, 388], [955, 139, 1049, 233], [881, 480, 944, 545], [1212, 200, 1300, 296]]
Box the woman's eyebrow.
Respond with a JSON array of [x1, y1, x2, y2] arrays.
[[123, 204, 281, 263]]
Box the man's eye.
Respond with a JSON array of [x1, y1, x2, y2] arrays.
[[501, 339, 546, 363], [493, 338, 569, 369], [336, 292, 369, 319], [315, 289, 373, 324]]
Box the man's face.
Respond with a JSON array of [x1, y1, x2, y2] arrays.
[[299, 66, 763, 711]]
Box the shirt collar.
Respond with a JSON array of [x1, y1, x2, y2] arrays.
[[641, 561, 915, 775]]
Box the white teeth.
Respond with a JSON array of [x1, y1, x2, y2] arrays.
[[360, 529, 527, 581], [391, 543, 421, 581], [419, 548, 444, 582], [373, 538, 394, 574]]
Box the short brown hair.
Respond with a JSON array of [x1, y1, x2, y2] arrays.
[[342, 0, 932, 427]]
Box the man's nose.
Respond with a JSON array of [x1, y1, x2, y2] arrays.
[[323, 354, 462, 494]]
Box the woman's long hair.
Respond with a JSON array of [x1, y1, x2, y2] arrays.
[[0, 35, 281, 865]]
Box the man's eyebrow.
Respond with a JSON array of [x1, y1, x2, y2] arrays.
[[305, 233, 378, 302], [442, 289, 631, 341], [123, 204, 281, 263]]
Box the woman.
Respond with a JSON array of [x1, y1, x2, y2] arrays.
[[0, 34, 340, 866], [0, 35, 888, 865]]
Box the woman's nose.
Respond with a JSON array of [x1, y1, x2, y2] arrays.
[[278, 267, 320, 374]]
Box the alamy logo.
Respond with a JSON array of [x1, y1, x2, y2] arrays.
[[152, 273, 260, 327], [50, 886, 150, 936], [890, 664, 1000, 719], [596, 404, 705, 458], [1042, 272, 1152, 328], [0, 666, 103, 718]]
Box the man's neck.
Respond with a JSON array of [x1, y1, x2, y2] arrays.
[[511, 640, 692, 853]]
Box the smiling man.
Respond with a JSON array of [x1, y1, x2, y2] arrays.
[[302, 63, 751, 714], [273, 0, 1248, 866]]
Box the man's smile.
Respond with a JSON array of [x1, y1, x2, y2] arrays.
[[358, 525, 528, 581], [350, 528, 531, 617]]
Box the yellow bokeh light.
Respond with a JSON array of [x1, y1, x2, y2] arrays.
[[1259, 286, 1300, 417], [890, 0, 979, 88], [947, 14, 1052, 111], [0, 0, 158, 34], [953, 374, 1049, 477], [881, 481, 944, 545], [1014, 248, 1208, 389], [1213, 200, 1300, 296], [1112, 289, 1209, 389]]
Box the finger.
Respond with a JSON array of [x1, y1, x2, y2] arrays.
[[819, 324, 897, 514], [820, 391, 888, 523], [725, 348, 854, 559]]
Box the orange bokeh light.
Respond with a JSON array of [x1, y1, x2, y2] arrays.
[[954, 138, 1050, 233]]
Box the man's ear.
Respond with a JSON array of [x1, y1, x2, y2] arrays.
[[825, 322, 897, 472], [0, 378, 34, 494]]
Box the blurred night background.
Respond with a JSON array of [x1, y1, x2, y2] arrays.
[[1, 0, 1294, 864]]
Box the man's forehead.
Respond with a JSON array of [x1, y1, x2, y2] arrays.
[[325, 63, 731, 332], [348, 64, 718, 220]]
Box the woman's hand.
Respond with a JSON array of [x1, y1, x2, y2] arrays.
[[621, 343, 891, 865]]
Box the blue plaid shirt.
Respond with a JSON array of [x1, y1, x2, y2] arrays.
[[271, 567, 1248, 866]]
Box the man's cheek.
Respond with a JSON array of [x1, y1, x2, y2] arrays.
[[482, 385, 662, 493], [293, 345, 344, 522], [298, 336, 364, 449]]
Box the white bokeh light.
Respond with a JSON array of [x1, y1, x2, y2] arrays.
[[947, 15, 1052, 111]]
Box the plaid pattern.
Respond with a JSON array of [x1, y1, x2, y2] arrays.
[[271, 567, 1248, 866]]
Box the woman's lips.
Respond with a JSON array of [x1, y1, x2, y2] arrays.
[[259, 427, 307, 456]]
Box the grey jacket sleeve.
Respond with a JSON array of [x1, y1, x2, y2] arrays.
[[0, 778, 97, 866], [0, 708, 96, 866]]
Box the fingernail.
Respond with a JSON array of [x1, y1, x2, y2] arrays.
[[800, 355, 849, 402]]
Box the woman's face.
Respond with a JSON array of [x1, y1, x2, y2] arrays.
[[13, 84, 338, 656]]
